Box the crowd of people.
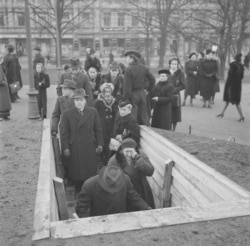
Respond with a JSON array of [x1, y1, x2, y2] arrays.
[[0, 44, 247, 217]]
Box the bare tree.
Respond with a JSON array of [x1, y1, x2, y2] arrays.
[[123, 0, 154, 66], [29, 0, 97, 65]]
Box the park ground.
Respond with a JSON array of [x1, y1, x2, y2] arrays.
[[0, 66, 250, 245]]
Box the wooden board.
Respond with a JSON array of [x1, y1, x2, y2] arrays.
[[53, 177, 69, 221], [49, 198, 250, 239], [52, 136, 64, 179], [32, 119, 51, 241], [140, 126, 250, 200]]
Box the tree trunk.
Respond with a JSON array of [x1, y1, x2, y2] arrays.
[[145, 30, 150, 66], [158, 29, 167, 67], [219, 52, 226, 80]]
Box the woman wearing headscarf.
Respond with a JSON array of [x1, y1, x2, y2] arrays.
[[108, 138, 155, 211], [217, 53, 245, 122]]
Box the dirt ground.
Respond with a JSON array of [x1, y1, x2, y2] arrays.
[[0, 93, 250, 246]]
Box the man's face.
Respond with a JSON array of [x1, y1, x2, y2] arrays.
[[74, 97, 86, 110], [122, 147, 135, 161], [119, 104, 131, 117], [72, 68, 78, 75], [62, 87, 73, 97], [159, 74, 168, 82], [126, 56, 133, 65], [88, 67, 98, 79], [110, 69, 119, 77]]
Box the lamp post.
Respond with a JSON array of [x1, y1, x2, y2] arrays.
[[55, 0, 62, 82], [25, 0, 39, 119]]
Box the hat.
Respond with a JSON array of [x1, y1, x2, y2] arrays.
[[100, 82, 114, 92], [72, 88, 88, 99], [64, 64, 70, 70], [109, 61, 120, 70], [158, 69, 170, 75], [98, 166, 126, 193], [70, 57, 80, 69], [118, 98, 132, 108], [120, 138, 137, 149], [188, 52, 197, 59], [235, 53, 242, 62], [34, 46, 41, 51], [124, 50, 141, 60], [61, 79, 76, 89]]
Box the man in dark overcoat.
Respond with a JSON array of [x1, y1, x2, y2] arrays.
[[76, 165, 151, 218], [33, 46, 45, 70], [123, 50, 155, 125], [3, 44, 22, 102], [60, 88, 104, 192], [84, 48, 102, 72], [34, 63, 50, 119]]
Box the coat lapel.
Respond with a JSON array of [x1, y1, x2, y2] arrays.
[[78, 107, 91, 128], [69, 107, 81, 122]]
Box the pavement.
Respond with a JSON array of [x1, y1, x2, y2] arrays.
[[17, 80, 250, 146]]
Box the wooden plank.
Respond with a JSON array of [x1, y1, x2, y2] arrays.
[[52, 136, 64, 179], [170, 185, 192, 207], [172, 168, 211, 205], [174, 162, 224, 203], [146, 176, 164, 204], [49, 198, 250, 239], [163, 161, 174, 207], [140, 126, 250, 199], [32, 120, 51, 241], [53, 177, 69, 221]]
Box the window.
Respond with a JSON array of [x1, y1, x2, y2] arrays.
[[17, 13, 25, 26], [82, 12, 91, 26], [132, 15, 139, 26], [0, 13, 4, 26], [103, 12, 111, 26], [118, 13, 125, 27]]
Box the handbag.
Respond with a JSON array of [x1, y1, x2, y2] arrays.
[[9, 81, 21, 94], [172, 94, 180, 107]]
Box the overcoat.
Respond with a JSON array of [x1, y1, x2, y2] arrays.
[[184, 60, 199, 97], [223, 61, 244, 105], [34, 72, 50, 117], [199, 59, 218, 100], [51, 96, 74, 133], [108, 151, 155, 210], [94, 95, 117, 164], [76, 173, 150, 218], [151, 80, 175, 130], [60, 106, 104, 181], [168, 69, 185, 123], [0, 64, 11, 117]]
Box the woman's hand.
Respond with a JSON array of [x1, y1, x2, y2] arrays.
[[152, 97, 159, 101]]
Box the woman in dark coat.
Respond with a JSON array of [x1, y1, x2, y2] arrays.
[[199, 49, 218, 108], [217, 53, 245, 122], [60, 88, 104, 192], [87, 65, 102, 100], [108, 138, 155, 210], [183, 53, 199, 106], [0, 54, 11, 120], [168, 58, 185, 131], [94, 83, 118, 165], [151, 69, 174, 130]]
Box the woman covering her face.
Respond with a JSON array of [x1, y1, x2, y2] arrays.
[[108, 138, 155, 211]]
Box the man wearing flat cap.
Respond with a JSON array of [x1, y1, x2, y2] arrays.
[[124, 50, 155, 126], [76, 165, 151, 218], [33, 46, 45, 70], [60, 88, 104, 193]]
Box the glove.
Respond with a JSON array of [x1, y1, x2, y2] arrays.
[[63, 149, 70, 157], [96, 145, 103, 154], [51, 131, 57, 137]]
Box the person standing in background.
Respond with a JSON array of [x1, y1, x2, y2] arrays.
[[34, 63, 50, 120], [33, 46, 45, 70], [0, 53, 11, 121], [84, 48, 102, 72], [168, 58, 185, 131]]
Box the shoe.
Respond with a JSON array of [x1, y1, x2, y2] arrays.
[[202, 104, 206, 108], [217, 113, 224, 118], [207, 104, 212, 108], [238, 117, 245, 122], [189, 102, 193, 106]]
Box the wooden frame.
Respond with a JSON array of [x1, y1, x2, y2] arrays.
[[32, 120, 250, 242]]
